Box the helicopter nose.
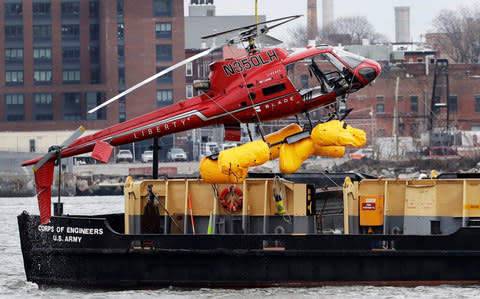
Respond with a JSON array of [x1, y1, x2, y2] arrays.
[[358, 60, 381, 84]]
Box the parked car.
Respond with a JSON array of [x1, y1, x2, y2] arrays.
[[116, 149, 133, 163], [349, 147, 374, 160], [220, 143, 237, 151], [141, 150, 153, 163], [167, 148, 187, 161]]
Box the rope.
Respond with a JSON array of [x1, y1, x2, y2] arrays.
[[224, 45, 267, 140]]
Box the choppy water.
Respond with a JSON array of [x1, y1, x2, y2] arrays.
[[2, 196, 480, 298]]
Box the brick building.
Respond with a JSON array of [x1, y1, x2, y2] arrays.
[[0, 0, 185, 158], [346, 61, 480, 156]]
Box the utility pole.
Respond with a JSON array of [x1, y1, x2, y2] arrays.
[[370, 107, 375, 150], [393, 77, 399, 159]]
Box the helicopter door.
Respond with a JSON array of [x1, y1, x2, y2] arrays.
[[285, 53, 348, 100]]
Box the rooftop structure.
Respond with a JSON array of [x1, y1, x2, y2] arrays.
[[322, 0, 334, 29], [395, 6, 410, 43]]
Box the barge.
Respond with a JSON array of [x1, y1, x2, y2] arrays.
[[18, 172, 480, 287]]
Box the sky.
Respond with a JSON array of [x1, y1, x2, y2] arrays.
[[186, 0, 480, 43]]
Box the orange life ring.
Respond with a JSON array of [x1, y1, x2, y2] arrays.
[[219, 186, 243, 212]]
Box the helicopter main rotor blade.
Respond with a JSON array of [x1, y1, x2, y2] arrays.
[[60, 126, 86, 148], [201, 15, 301, 40], [32, 126, 85, 172], [88, 46, 221, 114]]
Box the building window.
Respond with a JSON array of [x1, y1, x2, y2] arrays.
[[34, 70, 52, 84], [119, 112, 126, 123], [186, 62, 193, 77], [90, 45, 100, 63], [117, 23, 124, 39], [117, 44, 124, 57], [410, 95, 418, 113], [398, 96, 403, 101], [156, 44, 172, 62], [117, 0, 124, 16], [475, 95, 480, 113], [5, 25, 23, 41], [34, 93, 53, 121], [376, 103, 385, 114], [5, 48, 23, 63], [4, 3, 22, 17], [90, 67, 101, 84], [61, 2, 80, 17], [33, 3, 51, 18], [33, 48, 52, 62], [89, 0, 99, 18], [63, 93, 82, 120], [448, 95, 457, 114], [118, 67, 125, 89], [119, 97, 126, 123], [186, 85, 194, 99], [198, 62, 209, 78], [61, 24, 80, 40], [376, 95, 384, 101], [5, 94, 24, 121], [33, 25, 51, 41], [156, 67, 173, 84], [86, 92, 107, 120], [153, 0, 172, 17], [90, 24, 99, 41], [157, 90, 173, 106], [156, 22, 172, 39], [5, 71, 24, 85], [63, 70, 81, 83], [62, 47, 80, 63]]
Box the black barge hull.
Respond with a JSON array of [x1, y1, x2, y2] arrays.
[[18, 211, 480, 288]]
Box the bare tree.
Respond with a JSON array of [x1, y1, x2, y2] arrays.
[[320, 16, 389, 45], [286, 16, 388, 47], [286, 25, 309, 47], [431, 5, 480, 63]]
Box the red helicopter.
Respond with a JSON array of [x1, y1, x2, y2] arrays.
[[22, 15, 381, 224]]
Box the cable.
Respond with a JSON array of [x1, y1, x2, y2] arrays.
[[224, 45, 267, 140]]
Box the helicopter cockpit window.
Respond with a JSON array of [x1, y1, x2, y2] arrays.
[[332, 48, 365, 69], [286, 53, 349, 98]]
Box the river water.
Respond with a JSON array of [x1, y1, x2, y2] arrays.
[[2, 195, 480, 298]]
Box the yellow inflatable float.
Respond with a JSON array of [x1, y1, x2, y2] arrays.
[[264, 123, 302, 160], [199, 157, 247, 184], [217, 140, 270, 175], [200, 120, 367, 183], [311, 120, 366, 147]]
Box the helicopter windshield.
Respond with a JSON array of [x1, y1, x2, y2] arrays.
[[286, 52, 350, 96], [332, 48, 365, 68]]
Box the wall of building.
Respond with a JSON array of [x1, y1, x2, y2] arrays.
[[0, 130, 98, 153], [0, 0, 184, 128], [347, 62, 480, 150], [0, 0, 185, 159]]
